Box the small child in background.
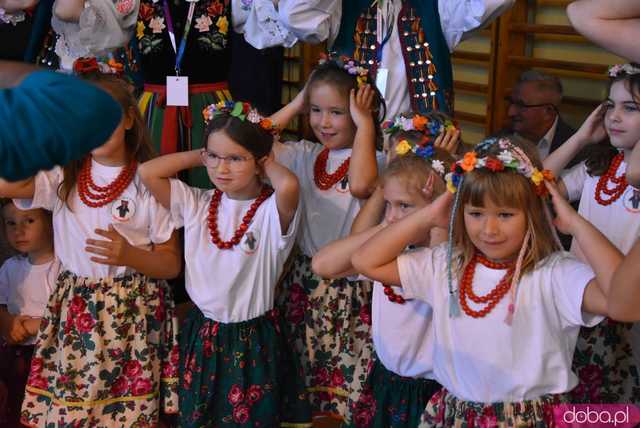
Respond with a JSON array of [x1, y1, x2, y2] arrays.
[[0, 199, 57, 426]]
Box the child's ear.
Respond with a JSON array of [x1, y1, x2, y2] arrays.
[[256, 155, 268, 175], [124, 106, 136, 131]]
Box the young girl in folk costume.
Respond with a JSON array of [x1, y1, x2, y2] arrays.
[[353, 136, 622, 427], [543, 63, 640, 403], [0, 74, 182, 427], [138, 101, 311, 426], [0, 200, 57, 426], [312, 116, 458, 427], [269, 55, 385, 419]]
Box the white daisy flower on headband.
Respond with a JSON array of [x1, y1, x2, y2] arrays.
[[431, 160, 445, 176], [497, 150, 514, 164], [475, 157, 486, 168]]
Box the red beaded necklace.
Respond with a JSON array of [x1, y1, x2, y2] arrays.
[[382, 284, 406, 304], [77, 157, 137, 208], [207, 186, 273, 250], [595, 153, 628, 206], [459, 254, 514, 318], [313, 148, 350, 190]]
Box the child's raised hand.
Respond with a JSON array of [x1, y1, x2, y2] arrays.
[[425, 191, 454, 230], [574, 104, 608, 146], [434, 128, 461, 156], [85, 224, 133, 267], [349, 84, 375, 129], [546, 181, 581, 235]]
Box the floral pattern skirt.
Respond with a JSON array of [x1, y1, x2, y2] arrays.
[[277, 253, 374, 420], [419, 389, 565, 428], [346, 356, 441, 428], [178, 307, 311, 427], [21, 270, 179, 428], [571, 319, 640, 403]]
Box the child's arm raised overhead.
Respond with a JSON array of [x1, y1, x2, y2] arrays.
[[138, 150, 202, 209], [348, 84, 378, 199], [351, 185, 385, 233], [352, 191, 452, 286], [0, 177, 35, 199], [546, 181, 623, 316], [313, 223, 384, 279], [260, 151, 300, 233], [543, 105, 607, 197], [609, 239, 640, 321], [269, 85, 306, 136], [567, 0, 640, 63], [85, 225, 182, 279]]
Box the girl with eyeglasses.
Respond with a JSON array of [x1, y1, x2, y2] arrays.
[[138, 101, 311, 426]]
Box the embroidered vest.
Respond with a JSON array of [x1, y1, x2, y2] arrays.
[[332, 0, 453, 115]]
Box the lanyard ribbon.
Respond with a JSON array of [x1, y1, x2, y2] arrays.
[[375, 0, 394, 64], [162, 0, 197, 75]]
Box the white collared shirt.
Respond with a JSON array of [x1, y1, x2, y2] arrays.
[[537, 116, 559, 161]]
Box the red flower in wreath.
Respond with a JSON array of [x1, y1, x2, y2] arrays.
[[73, 57, 99, 75], [227, 384, 244, 406], [232, 403, 250, 423], [207, 0, 223, 16], [138, 2, 154, 21], [246, 385, 263, 404], [485, 157, 504, 172]]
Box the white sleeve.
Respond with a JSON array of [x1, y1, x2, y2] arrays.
[[438, 0, 514, 51], [0, 259, 10, 306], [265, 193, 300, 252], [232, 0, 298, 48], [147, 194, 177, 244], [560, 161, 587, 203], [397, 246, 439, 304], [169, 178, 204, 229], [13, 167, 63, 212], [550, 253, 603, 328], [278, 0, 342, 46], [52, 0, 138, 59]]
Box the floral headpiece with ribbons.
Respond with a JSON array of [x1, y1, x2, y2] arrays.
[[608, 63, 640, 78], [202, 101, 278, 135], [444, 137, 561, 326], [73, 57, 124, 76], [318, 52, 370, 88], [444, 137, 554, 197]]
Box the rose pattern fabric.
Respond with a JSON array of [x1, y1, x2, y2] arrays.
[[21, 271, 179, 427], [571, 319, 640, 403], [178, 308, 311, 427]]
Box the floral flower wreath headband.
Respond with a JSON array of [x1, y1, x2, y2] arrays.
[[608, 63, 640, 78], [383, 112, 459, 176], [318, 52, 371, 88], [444, 137, 562, 326], [202, 101, 279, 135]]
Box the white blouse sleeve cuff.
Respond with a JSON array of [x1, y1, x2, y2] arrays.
[[438, 0, 514, 51], [232, 0, 298, 49]]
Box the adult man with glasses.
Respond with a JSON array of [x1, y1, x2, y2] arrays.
[[505, 70, 586, 167]]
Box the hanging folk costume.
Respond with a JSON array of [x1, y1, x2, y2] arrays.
[[136, 0, 292, 188], [279, 0, 514, 121]]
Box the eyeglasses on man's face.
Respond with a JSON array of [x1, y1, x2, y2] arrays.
[[504, 96, 558, 113], [200, 149, 254, 169]]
